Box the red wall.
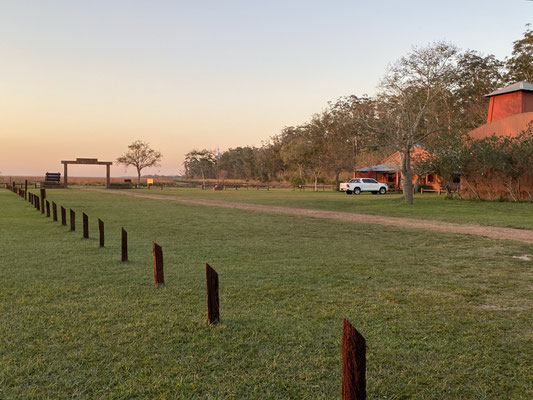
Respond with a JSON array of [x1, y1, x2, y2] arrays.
[[487, 91, 533, 122]]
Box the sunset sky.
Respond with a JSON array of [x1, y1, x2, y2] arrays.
[[1, 0, 531, 177]]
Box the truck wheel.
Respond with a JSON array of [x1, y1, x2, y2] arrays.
[[354, 187, 361, 195], [346, 190, 352, 195], [379, 187, 386, 194]]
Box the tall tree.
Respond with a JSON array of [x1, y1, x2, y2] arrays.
[[455, 50, 504, 129], [116, 140, 163, 185], [183, 149, 217, 183], [280, 126, 312, 181], [506, 24, 533, 83], [365, 42, 458, 204], [256, 137, 285, 182], [324, 96, 375, 188]]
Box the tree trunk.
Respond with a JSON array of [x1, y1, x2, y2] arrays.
[[314, 172, 318, 192], [137, 168, 141, 186], [200, 168, 206, 188], [401, 148, 414, 205], [335, 171, 340, 191]]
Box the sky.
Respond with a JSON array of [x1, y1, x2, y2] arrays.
[[1, 0, 531, 177]]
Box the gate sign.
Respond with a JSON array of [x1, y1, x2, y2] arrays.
[[147, 178, 154, 185]]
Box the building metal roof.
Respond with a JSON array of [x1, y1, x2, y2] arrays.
[[355, 163, 400, 173], [485, 81, 533, 97]]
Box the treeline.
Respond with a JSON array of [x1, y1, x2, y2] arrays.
[[183, 26, 533, 203]]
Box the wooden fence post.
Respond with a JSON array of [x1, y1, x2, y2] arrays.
[[52, 202, 58, 221], [61, 206, 66, 225], [24, 180, 28, 200], [341, 318, 366, 400], [98, 219, 104, 247], [205, 262, 220, 324], [70, 209, 75, 231], [121, 228, 128, 262], [46, 200, 50, 217], [152, 242, 164, 285], [83, 213, 89, 238], [35, 196, 40, 211], [40, 188, 46, 214]]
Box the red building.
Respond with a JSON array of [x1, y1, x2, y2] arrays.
[[461, 81, 533, 199], [354, 146, 442, 191]]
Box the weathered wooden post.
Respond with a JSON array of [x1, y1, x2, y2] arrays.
[[61, 206, 67, 225], [121, 228, 128, 262], [98, 219, 104, 247], [24, 180, 28, 200], [82, 213, 89, 238], [52, 202, 58, 221], [341, 318, 366, 400], [40, 188, 46, 214], [46, 200, 50, 217], [70, 209, 75, 231], [152, 242, 164, 285], [205, 263, 220, 324], [35, 196, 40, 211]]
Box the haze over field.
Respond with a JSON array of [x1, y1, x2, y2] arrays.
[[1, 0, 531, 176]]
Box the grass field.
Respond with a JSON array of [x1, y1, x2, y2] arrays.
[[128, 187, 533, 230], [1, 188, 532, 399]]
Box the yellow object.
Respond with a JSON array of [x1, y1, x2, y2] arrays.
[[147, 178, 154, 185]]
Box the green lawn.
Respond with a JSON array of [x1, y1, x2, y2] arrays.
[[126, 187, 533, 230], [1, 189, 532, 399]]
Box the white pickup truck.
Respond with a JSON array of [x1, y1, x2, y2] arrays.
[[340, 178, 388, 195]]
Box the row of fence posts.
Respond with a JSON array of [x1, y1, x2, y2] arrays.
[[5, 183, 365, 398], [6, 184, 223, 326]]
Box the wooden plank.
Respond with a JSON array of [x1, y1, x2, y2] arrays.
[[152, 242, 164, 285], [205, 263, 220, 324], [83, 213, 89, 238], [40, 188, 46, 214], [98, 219, 104, 247], [341, 318, 366, 400], [121, 228, 128, 262], [70, 209, 75, 231], [75, 158, 98, 164]]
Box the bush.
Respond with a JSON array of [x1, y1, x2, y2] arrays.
[[289, 175, 305, 187]]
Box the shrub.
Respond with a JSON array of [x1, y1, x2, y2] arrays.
[[289, 175, 305, 187]]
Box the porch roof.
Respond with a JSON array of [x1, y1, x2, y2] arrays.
[[355, 163, 400, 173]]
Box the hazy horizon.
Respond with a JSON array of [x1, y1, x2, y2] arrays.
[[1, 1, 531, 177]]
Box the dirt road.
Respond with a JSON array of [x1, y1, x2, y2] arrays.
[[88, 189, 533, 244]]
